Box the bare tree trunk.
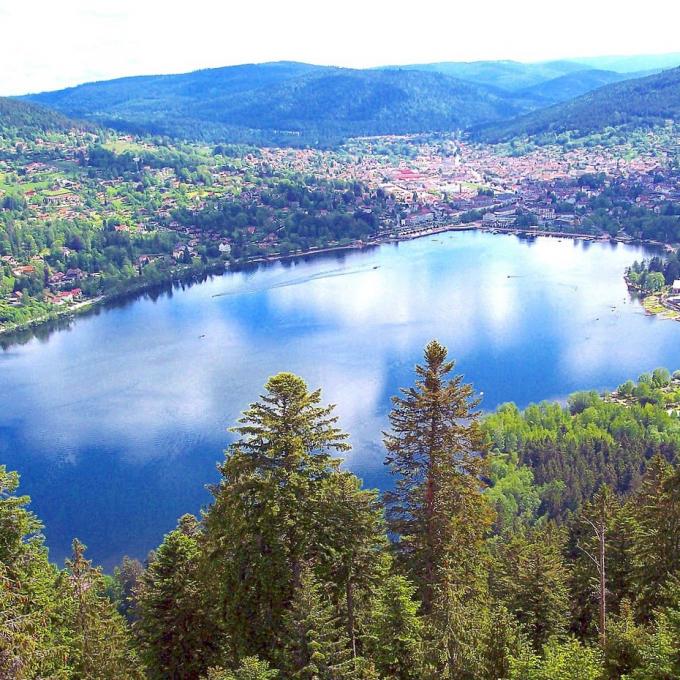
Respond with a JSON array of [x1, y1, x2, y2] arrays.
[[599, 525, 606, 648], [346, 576, 357, 659], [579, 506, 608, 649]]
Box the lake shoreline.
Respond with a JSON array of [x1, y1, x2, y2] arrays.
[[5, 230, 678, 568], [0, 223, 668, 342], [623, 275, 680, 323]]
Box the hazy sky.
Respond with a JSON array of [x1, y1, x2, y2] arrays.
[[2, 0, 679, 96]]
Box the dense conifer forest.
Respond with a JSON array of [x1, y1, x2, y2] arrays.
[[475, 67, 680, 143], [20, 61, 680, 147], [2, 341, 680, 678]]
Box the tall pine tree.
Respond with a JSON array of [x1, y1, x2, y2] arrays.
[[202, 373, 366, 661], [0, 466, 65, 677], [631, 456, 680, 619], [383, 340, 494, 676]]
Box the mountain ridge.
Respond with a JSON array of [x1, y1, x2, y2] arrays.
[[22, 62, 537, 144], [18, 56, 680, 146], [474, 66, 680, 142]]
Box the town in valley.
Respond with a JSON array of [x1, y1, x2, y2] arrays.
[[2, 122, 680, 333]]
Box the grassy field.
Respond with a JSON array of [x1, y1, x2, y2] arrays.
[[643, 294, 680, 320]]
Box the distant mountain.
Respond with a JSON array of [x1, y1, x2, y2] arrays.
[[19, 56, 680, 146], [0, 97, 76, 133], [572, 52, 680, 73], [393, 60, 588, 91], [517, 68, 655, 106], [474, 67, 680, 142], [22, 62, 541, 144]]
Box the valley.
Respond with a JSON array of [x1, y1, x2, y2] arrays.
[[3, 39, 680, 679]]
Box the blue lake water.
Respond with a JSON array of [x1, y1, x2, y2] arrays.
[[1, 231, 679, 567]]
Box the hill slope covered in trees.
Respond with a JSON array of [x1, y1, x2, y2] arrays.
[[0, 97, 77, 134], [17, 55, 680, 146], [23, 62, 540, 144], [392, 59, 589, 90], [517, 68, 650, 106], [475, 67, 680, 142]]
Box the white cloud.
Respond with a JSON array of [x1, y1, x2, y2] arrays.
[[2, 0, 679, 95]]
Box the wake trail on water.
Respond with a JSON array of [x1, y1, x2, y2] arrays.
[[211, 265, 378, 298]]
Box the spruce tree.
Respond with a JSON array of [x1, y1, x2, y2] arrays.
[[491, 524, 570, 649], [136, 514, 222, 680], [383, 340, 494, 676], [384, 340, 492, 610], [0, 466, 80, 678], [365, 572, 427, 680], [485, 604, 527, 680], [280, 566, 358, 680], [427, 568, 494, 678], [628, 576, 680, 679], [604, 599, 646, 679], [311, 471, 386, 659], [60, 538, 144, 679], [631, 456, 680, 619], [0, 469, 146, 679], [202, 373, 366, 661]]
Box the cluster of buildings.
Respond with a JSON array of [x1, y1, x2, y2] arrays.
[[2, 128, 679, 324]]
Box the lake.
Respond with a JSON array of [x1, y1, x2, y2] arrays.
[[1, 231, 679, 568]]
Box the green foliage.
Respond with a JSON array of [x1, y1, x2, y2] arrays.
[[487, 450, 542, 532], [627, 582, 680, 680], [478, 67, 680, 143], [482, 392, 680, 519], [567, 486, 633, 640], [24, 64, 538, 145], [364, 573, 427, 679], [491, 525, 571, 648], [4, 360, 680, 679], [0, 96, 77, 136], [384, 340, 493, 608], [0, 466, 64, 678], [59, 538, 144, 679], [509, 637, 604, 680], [202, 372, 384, 664], [604, 600, 647, 678], [630, 457, 680, 619], [203, 657, 279, 680], [136, 514, 222, 679], [384, 340, 495, 676], [174, 175, 379, 258], [280, 566, 358, 679]]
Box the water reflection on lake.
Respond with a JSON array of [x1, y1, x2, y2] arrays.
[[1, 232, 677, 567]]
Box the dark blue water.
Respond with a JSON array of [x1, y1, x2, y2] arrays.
[[1, 232, 678, 568]]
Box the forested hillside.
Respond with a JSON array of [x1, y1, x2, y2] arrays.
[[16, 55, 680, 147], [0, 97, 77, 135], [23, 63, 538, 144], [3, 341, 680, 678], [476, 67, 680, 142], [517, 69, 645, 106], [393, 59, 589, 91]]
